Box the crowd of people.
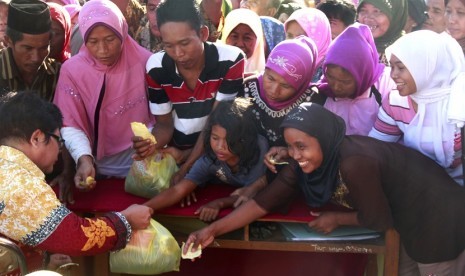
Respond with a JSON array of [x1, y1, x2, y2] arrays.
[[1, 0, 465, 274]]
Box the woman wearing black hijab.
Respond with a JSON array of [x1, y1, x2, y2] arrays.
[[185, 103, 465, 275]]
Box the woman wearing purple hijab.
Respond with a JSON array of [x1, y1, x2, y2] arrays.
[[242, 36, 326, 148], [318, 23, 396, 135]]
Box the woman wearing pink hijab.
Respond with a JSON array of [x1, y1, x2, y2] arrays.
[[54, 0, 154, 188], [284, 8, 332, 82]]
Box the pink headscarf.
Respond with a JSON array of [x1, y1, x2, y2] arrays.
[[54, 0, 153, 160], [284, 8, 331, 68], [47, 2, 71, 62], [61, 0, 79, 5], [258, 36, 318, 111], [63, 4, 81, 20], [320, 23, 384, 98]]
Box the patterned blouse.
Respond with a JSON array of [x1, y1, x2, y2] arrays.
[[0, 146, 130, 255], [243, 77, 326, 147]]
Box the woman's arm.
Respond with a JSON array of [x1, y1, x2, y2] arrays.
[[184, 198, 268, 251], [308, 211, 360, 234]]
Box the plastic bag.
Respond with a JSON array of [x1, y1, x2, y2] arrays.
[[109, 219, 181, 275], [125, 152, 178, 198]]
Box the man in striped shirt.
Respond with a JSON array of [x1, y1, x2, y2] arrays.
[[133, 0, 245, 186], [0, 0, 60, 102]]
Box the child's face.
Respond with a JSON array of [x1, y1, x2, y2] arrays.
[[446, 0, 465, 41], [210, 125, 239, 167]]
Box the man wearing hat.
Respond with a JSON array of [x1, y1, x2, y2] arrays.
[[0, 0, 60, 102]]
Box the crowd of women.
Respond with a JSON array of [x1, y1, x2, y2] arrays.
[[2, 0, 465, 274]]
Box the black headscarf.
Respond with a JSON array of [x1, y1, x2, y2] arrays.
[[280, 103, 346, 207], [357, 0, 407, 54]]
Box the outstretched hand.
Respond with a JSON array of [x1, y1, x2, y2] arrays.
[[307, 211, 339, 234], [184, 226, 216, 260]]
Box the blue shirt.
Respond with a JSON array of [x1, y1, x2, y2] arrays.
[[185, 135, 268, 187]]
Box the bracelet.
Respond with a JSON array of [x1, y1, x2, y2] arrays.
[[113, 212, 132, 244]]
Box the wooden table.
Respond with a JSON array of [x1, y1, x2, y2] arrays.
[[64, 179, 399, 276]]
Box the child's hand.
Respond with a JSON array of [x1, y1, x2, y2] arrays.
[[307, 211, 339, 235], [179, 191, 197, 208], [131, 136, 156, 161], [195, 202, 221, 222], [264, 146, 289, 173]]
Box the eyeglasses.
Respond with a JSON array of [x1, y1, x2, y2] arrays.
[[47, 132, 65, 149]]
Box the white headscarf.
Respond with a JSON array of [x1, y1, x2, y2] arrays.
[[221, 8, 265, 74], [386, 30, 465, 167]]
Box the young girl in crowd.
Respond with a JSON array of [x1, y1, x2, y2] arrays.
[[319, 23, 396, 135], [54, 0, 154, 186], [357, 0, 407, 64], [445, 0, 465, 54], [185, 103, 465, 276], [47, 2, 71, 63], [369, 30, 465, 185], [143, 98, 268, 222], [221, 8, 265, 74], [284, 8, 331, 81], [235, 36, 325, 204]]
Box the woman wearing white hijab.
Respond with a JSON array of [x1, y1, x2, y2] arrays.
[[370, 30, 465, 185], [221, 8, 265, 74]]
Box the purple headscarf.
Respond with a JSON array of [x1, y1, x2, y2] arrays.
[[319, 23, 384, 99], [259, 35, 318, 110]]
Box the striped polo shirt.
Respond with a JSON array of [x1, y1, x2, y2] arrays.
[[146, 42, 245, 148], [0, 47, 61, 102]]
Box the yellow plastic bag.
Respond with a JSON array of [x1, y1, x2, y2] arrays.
[[126, 122, 178, 198], [125, 152, 178, 198], [109, 219, 181, 275]]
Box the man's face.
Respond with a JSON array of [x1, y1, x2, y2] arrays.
[[423, 0, 447, 33], [240, 0, 275, 16], [0, 5, 8, 42], [8, 32, 50, 78], [160, 21, 207, 70], [146, 0, 161, 37]]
